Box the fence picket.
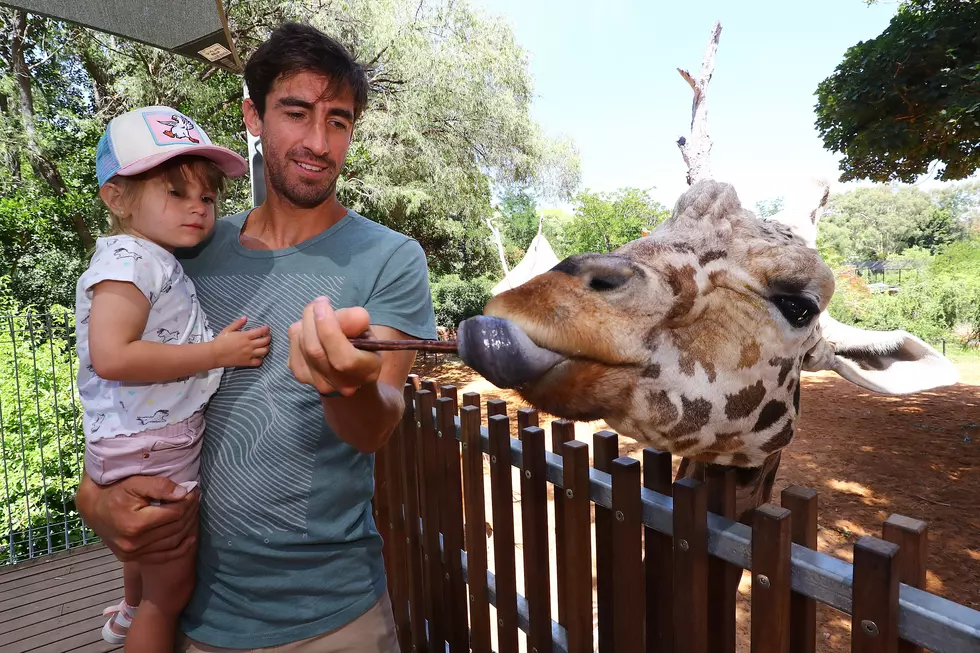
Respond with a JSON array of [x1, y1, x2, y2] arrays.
[[400, 383, 427, 651], [489, 414, 519, 653], [384, 389, 411, 653], [487, 398, 507, 418], [593, 430, 619, 653], [782, 486, 818, 653], [416, 389, 446, 650], [751, 504, 792, 653], [612, 456, 643, 653], [460, 404, 492, 653], [705, 466, 738, 653], [521, 426, 552, 653], [672, 477, 708, 653], [852, 536, 901, 653], [551, 419, 575, 627], [882, 515, 928, 653], [561, 440, 593, 653], [643, 448, 674, 653], [437, 395, 468, 653]]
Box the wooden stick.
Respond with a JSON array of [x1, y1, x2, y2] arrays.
[[349, 338, 458, 353]]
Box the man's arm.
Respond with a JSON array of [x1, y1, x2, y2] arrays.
[[319, 324, 416, 453], [287, 299, 417, 454]]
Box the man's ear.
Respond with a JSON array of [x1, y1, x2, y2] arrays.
[[242, 98, 262, 138], [803, 313, 958, 394]]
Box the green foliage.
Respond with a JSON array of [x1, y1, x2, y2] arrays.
[[755, 196, 785, 218], [815, 0, 980, 183], [430, 274, 494, 330], [0, 283, 89, 562], [559, 187, 670, 257], [826, 237, 980, 347]]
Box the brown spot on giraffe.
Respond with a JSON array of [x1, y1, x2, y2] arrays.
[[642, 363, 661, 378], [698, 249, 727, 266], [761, 420, 795, 453], [752, 400, 789, 432], [667, 396, 712, 438], [769, 356, 795, 387], [646, 389, 678, 426], [664, 264, 698, 321], [712, 431, 745, 453], [738, 341, 761, 369], [725, 380, 766, 419], [708, 269, 728, 287]]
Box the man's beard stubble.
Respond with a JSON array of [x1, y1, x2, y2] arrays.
[[265, 144, 339, 209]]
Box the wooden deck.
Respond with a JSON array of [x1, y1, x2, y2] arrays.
[[0, 544, 123, 652]]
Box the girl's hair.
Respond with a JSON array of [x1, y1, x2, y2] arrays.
[[103, 155, 228, 236]]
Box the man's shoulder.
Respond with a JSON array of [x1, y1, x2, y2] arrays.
[[344, 209, 413, 246]]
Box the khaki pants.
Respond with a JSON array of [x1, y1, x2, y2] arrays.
[[176, 593, 400, 653]]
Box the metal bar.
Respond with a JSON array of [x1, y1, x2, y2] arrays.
[[8, 315, 34, 559], [27, 312, 54, 555], [0, 374, 14, 564], [62, 312, 86, 546], [45, 314, 70, 552]]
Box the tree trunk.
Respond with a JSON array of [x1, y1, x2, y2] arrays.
[[78, 33, 113, 115], [11, 10, 95, 252], [676, 21, 722, 186], [0, 92, 22, 183]]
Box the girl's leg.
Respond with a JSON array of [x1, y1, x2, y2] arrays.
[[102, 561, 142, 642], [123, 530, 197, 653]]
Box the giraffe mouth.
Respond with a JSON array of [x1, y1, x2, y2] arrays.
[[457, 316, 567, 389]]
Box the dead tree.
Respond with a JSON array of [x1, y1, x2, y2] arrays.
[[676, 20, 722, 186]]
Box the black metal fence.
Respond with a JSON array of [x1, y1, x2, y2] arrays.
[[0, 311, 98, 565]]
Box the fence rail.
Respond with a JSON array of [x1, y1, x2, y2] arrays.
[[374, 375, 980, 653]]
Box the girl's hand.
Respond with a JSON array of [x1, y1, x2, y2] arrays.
[[210, 317, 271, 368]]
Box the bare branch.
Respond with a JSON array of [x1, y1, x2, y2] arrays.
[[676, 20, 722, 185]]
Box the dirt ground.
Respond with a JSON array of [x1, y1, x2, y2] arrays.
[[410, 353, 980, 652]]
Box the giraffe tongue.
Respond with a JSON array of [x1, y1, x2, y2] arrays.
[[456, 316, 565, 389]]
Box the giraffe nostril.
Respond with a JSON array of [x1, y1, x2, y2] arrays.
[[588, 270, 632, 291]]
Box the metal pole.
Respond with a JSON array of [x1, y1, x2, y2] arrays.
[[244, 81, 266, 208]]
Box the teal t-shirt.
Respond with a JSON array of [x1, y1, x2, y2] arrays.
[[175, 209, 437, 648]]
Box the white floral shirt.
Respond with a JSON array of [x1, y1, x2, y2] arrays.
[[75, 235, 222, 442]]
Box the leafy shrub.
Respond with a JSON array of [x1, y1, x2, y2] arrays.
[[430, 274, 494, 330]]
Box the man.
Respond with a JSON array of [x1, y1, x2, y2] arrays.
[[75, 21, 437, 652]]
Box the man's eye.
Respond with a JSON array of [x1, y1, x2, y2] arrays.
[[287, 112, 304, 119], [772, 294, 819, 328]]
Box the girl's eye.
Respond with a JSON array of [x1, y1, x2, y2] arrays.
[[168, 188, 181, 197], [202, 196, 215, 204]]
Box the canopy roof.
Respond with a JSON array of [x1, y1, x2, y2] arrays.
[[0, 0, 242, 72], [492, 231, 560, 296]]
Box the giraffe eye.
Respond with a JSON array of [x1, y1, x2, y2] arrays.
[[772, 295, 818, 328]]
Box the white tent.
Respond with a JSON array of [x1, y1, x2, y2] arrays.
[[491, 228, 560, 295]]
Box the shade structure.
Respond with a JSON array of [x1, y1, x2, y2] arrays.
[[492, 231, 560, 296], [0, 0, 242, 72]]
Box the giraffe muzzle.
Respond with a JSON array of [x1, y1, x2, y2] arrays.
[[457, 315, 565, 389]]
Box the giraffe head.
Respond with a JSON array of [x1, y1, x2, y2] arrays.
[[458, 180, 957, 468]]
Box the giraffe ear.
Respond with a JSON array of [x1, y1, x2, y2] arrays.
[[803, 314, 958, 394]]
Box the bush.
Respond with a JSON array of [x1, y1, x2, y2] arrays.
[[430, 274, 494, 330]]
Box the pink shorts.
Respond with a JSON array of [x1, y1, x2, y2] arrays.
[[85, 411, 205, 489]]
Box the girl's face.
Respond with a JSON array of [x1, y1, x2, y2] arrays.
[[108, 172, 218, 251]]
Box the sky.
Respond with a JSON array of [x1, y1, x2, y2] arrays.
[[471, 0, 936, 211]]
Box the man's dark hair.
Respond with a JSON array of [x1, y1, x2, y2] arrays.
[[244, 22, 369, 122]]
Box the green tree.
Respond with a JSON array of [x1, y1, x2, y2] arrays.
[[562, 188, 670, 256], [815, 0, 980, 183], [755, 196, 785, 217]]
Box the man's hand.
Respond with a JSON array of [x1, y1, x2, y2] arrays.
[[75, 472, 198, 563], [287, 296, 382, 396]]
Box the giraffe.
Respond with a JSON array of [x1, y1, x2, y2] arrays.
[[456, 179, 958, 520]]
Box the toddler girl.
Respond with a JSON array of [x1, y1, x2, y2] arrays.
[[75, 106, 271, 652]]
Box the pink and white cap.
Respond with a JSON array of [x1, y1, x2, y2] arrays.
[[96, 105, 247, 187]]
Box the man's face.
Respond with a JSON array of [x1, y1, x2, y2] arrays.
[[245, 71, 355, 209]]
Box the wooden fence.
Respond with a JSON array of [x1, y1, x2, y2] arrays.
[[371, 374, 980, 653]]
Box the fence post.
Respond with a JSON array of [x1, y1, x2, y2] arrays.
[[384, 393, 411, 652], [400, 383, 427, 651], [672, 477, 708, 653], [781, 486, 818, 653], [643, 448, 674, 653], [416, 389, 446, 650], [883, 515, 928, 653], [551, 419, 575, 629], [437, 395, 468, 653], [460, 404, 492, 653], [612, 456, 643, 653], [561, 440, 593, 653], [751, 504, 792, 653], [852, 536, 901, 653], [521, 425, 553, 653], [489, 414, 519, 653], [705, 466, 738, 653], [593, 430, 619, 653]]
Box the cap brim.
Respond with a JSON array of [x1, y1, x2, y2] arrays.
[[114, 145, 249, 180]]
